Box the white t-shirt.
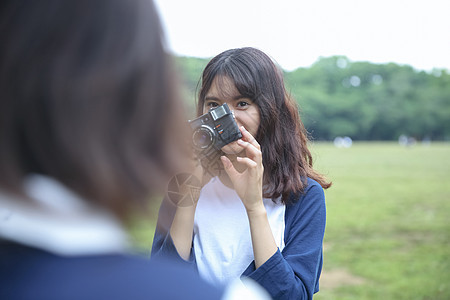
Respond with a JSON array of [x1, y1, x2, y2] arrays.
[[193, 176, 286, 286]]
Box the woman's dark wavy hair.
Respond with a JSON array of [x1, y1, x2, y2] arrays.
[[0, 0, 189, 219], [198, 47, 331, 204]]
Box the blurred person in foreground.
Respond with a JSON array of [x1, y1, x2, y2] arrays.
[[0, 1, 269, 299]]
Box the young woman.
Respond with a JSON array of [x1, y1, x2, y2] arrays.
[[152, 47, 331, 300]]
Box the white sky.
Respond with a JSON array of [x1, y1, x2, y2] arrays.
[[153, 0, 450, 71]]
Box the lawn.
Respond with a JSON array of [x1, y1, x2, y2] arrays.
[[129, 142, 450, 299], [311, 142, 450, 300]]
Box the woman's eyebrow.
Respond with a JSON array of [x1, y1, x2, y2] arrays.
[[204, 96, 220, 101], [233, 95, 247, 101], [204, 94, 246, 101]]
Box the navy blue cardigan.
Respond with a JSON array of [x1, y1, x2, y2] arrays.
[[152, 178, 326, 300], [0, 242, 223, 300]]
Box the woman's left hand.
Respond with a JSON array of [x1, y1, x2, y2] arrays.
[[221, 126, 264, 213], [222, 126, 278, 269]]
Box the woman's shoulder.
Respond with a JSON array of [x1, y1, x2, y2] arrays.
[[305, 177, 324, 190], [0, 243, 224, 300], [287, 178, 325, 204], [285, 178, 325, 215], [283, 178, 326, 237]]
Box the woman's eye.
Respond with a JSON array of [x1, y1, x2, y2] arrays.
[[237, 101, 249, 107], [205, 102, 219, 110]]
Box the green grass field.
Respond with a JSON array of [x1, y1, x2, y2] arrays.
[[130, 142, 450, 299], [312, 142, 450, 300]]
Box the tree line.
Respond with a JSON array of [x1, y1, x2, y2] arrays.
[[175, 55, 450, 141]]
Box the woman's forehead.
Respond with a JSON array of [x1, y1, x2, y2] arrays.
[[207, 76, 241, 99]]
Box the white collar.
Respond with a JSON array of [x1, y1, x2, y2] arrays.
[[0, 175, 130, 256]]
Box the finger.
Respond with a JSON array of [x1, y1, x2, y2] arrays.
[[236, 156, 258, 169], [220, 156, 241, 180], [237, 139, 262, 164], [240, 126, 260, 150]]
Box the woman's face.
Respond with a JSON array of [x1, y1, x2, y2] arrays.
[[202, 76, 260, 156]]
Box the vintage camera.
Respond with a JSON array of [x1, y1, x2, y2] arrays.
[[189, 103, 242, 156]]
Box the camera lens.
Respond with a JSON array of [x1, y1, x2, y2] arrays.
[[193, 127, 213, 149]]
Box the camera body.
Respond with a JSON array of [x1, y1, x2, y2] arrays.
[[189, 103, 242, 155]]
